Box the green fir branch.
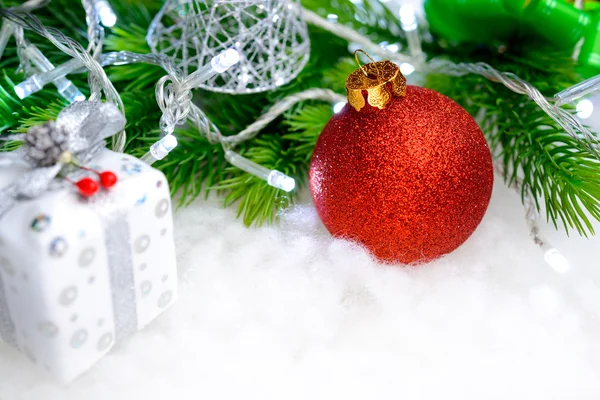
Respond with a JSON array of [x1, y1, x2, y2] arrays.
[[1, 0, 600, 233], [425, 47, 600, 235]]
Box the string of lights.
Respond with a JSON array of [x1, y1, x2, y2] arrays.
[[0, 3, 297, 193]]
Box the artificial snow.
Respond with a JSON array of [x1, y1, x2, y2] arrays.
[[1, 179, 600, 399]]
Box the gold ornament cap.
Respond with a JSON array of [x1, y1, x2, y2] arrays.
[[346, 50, 407, 112]]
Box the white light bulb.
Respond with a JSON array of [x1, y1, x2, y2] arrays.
[[399, 5, 417, 31], [386, 43, 399, 52], [400, 62, 415, 76], [268, 170, 296, 192], [14, 83, 27, 99], [224, 150, 295, 192], [185, 48, 240, 89], [142, 134, 178, 165], [576, 99, 594, 119], [15, 74, 85, 103], [211, 48, 240, 73], [95, 0, 117, 27], [163, 133, 178, 150], [150, 134, 178, 161], [544, 248, 570, 273], [13, 86, 24, 99], [14, 76, 42, 99], [333, 101, 346, 113], [57, 81, 86, 103]]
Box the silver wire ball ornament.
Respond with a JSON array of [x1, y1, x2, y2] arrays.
[[147, 0, 310, 94]]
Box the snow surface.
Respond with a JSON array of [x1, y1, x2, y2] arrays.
[[2, 180, 600, 400]]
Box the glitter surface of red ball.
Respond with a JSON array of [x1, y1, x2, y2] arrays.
[[310, 85, 494, 264]]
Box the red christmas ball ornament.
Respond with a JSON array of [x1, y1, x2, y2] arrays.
[[99, 171, 118, 188], [76, 177, 99, 197], [310, 56, 493, 264]]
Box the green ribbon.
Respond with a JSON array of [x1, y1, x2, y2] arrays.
[[424, 0, 600, 68]]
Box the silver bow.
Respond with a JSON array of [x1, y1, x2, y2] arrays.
[[0, 101, 126, 217]]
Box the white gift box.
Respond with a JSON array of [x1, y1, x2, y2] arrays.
[[0, 149, 178, 383]]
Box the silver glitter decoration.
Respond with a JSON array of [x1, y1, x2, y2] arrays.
[[157, 290, 174, 309], [155, 199, 169, 218], [59, 286, 78, 307], [38, 321, 59, 338], [140, 281, 153, 298], [121, 162, 143, 175], [135, 235, 151, 254], [97, 332, 113, 352], [31, 214, 51, 232], [78, 247, 96, 268], [49, 237, 68, 258], [147, 0, 310, 94], [135, 194, 147, 206], [70, 329, 88, 349]]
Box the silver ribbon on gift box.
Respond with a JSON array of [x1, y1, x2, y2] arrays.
[[0, 101, 125, 217], [0, 101, 138, 346]]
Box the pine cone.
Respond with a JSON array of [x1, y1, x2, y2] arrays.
[[24, 121, 68, 167]]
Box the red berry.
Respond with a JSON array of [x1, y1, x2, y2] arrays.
[[76, 177, 99, 197], [99, 171, 118, 188]]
